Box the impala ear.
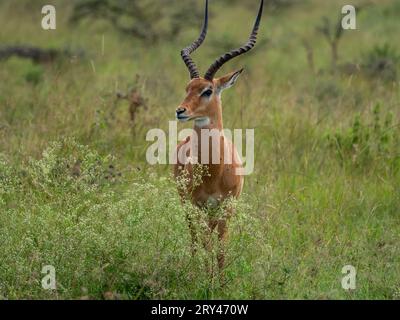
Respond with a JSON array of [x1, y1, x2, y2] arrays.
[[216, 69, 244, 93]]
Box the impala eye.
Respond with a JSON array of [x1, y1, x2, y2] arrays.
[[201, 89, 213, 97]]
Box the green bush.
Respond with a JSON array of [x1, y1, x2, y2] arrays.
[[361, 43, 400, 82], [326, 104, 399, 170], [24, 65, 44, 85], [0, 139, 270, 299], [70, 0, 203, 42]]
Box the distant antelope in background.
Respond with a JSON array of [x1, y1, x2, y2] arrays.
[[174, 0, 264, 275]]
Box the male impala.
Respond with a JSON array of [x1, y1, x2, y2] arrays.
[[174, 0, 264, 273]]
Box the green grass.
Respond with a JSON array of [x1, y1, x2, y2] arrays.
[[0, 0, 399, 299]]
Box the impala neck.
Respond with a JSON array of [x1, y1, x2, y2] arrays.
[[194, 98, 223, 132]]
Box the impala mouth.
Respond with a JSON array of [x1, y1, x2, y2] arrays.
[[176, 114, 191, 122]]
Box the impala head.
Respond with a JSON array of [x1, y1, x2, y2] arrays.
[[176, 70, 244, 123], [176, 0, 264, 124]]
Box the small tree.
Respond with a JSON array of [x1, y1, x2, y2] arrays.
[[316, 15, 343, 71], [70, 0, 202, 42]]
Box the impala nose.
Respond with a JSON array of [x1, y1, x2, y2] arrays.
[[176, 107, 187, 116]]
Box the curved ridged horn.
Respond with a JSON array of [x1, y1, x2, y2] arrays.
[[204, 0, 264, 81], [181, 0, 209, 79]]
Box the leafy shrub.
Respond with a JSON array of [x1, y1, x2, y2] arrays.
[[326, 104, 399, 170], [361, 43, 400, 82], [70, 0, 203, 42], [26, 138, 116, 193], [24, 64, 44, 85], [0, 138, 270, 299]]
